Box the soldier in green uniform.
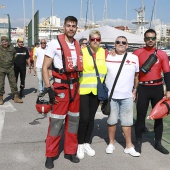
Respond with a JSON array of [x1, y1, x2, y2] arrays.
[[0, 36, 23, 105]]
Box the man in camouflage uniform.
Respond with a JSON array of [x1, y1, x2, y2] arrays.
[[0, 36, 23, 105]]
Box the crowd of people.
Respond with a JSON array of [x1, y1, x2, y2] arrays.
[[0, 15, 169, 169]]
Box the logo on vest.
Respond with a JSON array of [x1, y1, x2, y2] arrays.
[[67, 56, 74, 69]]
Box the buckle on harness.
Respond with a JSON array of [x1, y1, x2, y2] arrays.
[[58, 68, 64, 74], [53, 68, 65, 74], [68, 78, 76, 84]]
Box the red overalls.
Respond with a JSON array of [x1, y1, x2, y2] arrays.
[[45, 34, 83, 157]]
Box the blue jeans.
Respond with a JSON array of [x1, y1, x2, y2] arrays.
[[36, 67, 44, 92]]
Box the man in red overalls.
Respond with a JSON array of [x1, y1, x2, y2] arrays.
[[42, 16, 83, 169]]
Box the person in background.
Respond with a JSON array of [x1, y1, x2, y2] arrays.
[[79, 38, 88, 49], [134, 29, 170, 155], [77, 30, 107, 159], [14, 37, 31, 98], [105, 36, 140, 157], [33, 42, 40, 77], [29, 45, 36, 76], [34, 39, 47, 96], [42, 16, 82, 169], [0, 36, 23, 104]]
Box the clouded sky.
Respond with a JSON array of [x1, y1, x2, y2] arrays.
[[0, 0, 169, 29]]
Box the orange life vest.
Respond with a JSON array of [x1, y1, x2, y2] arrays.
[[57, 34, 83, 72]]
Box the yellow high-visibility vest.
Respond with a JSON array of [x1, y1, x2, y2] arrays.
[[79, 47, 107, 95]]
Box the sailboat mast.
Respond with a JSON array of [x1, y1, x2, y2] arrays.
[[103, 0, 108, 25], [80, 0, 82, 21]]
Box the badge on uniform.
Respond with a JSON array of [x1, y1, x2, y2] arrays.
[[58, 93, 65, 98]]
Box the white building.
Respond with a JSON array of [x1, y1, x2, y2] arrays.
[[0, 18, 8, 37], [38, 16, 63, 42], [155, 24, 170, 41]]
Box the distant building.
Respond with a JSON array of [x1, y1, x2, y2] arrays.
[[11, 27, 24, 45], [155, 24, 170, 47], [0, 18, 8, 37], [38, 16, 63, 42]]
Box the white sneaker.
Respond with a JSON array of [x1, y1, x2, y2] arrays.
[[124, 147, 140, 157], [77, 144, 84, 159], [106, 144, 115, 154], [83, 143, 95, 156]]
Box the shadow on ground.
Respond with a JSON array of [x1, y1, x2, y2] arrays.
[[4, 87, 37, 102]]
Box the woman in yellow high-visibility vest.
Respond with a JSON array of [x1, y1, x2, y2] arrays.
[[77, 30, 108, 159]]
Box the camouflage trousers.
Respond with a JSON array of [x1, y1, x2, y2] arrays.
[[0, 66, 18, 96]]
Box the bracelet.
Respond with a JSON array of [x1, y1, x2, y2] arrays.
[[133, 88, 137, 91]]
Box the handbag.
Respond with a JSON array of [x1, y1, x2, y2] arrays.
[[87, 47, 108, 101], [101, 52, 127, 115]]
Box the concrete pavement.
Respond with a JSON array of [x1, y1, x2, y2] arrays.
[[0, 70, 169, 170]]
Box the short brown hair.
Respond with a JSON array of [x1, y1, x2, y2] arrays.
[[64, 16, 78, 25]]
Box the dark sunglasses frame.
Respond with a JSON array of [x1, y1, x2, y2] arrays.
[[90, 37, 101, 42], [116, 41, 127, 45], [145, 37, 156, 41], [41, 42, 46, 44]]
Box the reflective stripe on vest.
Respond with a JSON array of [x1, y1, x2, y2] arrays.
[[79, 47, 107, 95], [80, 84, 97, 88], [80, 73, 106, 78]]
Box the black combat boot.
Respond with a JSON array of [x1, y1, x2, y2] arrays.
[[64, 154, 80, 163], [45, 157, 54, 169], [155, 141, 169, 154]]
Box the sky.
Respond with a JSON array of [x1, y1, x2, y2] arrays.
[[0, 0, 170, 29]]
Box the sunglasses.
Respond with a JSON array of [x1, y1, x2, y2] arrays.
[[41, 42, 46, 44], [116, 41, 127, 45], [90, 37, 101, 42], [145, 37, 156, 41]]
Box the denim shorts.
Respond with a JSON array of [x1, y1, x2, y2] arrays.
[[107, 97, 133, 126]]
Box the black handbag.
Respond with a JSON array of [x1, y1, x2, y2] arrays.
[[101, 52, 127, 115], [87, 47, 108, 101]]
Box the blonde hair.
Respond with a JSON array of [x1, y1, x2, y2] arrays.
[[89, 30, 101, 39]]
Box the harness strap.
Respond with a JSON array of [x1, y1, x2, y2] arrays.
[[65, 74, 79, 102], [54, 78, 79, 84], [139, 78, 162, 85], [53, 67, 65, 74], [162, 101, 170, 115]]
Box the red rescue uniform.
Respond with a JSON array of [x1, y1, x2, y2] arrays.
[[45, 34, 83, 157]]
